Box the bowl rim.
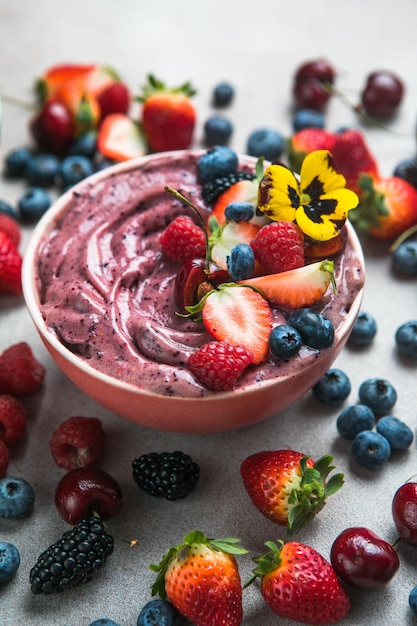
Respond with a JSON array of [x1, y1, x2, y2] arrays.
[[22, 150, 365, 403]]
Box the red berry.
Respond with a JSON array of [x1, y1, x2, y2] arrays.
[[174, 258, 228, 313], [330, 527, 400, 590], [0, 342, 46, 395], [392, 481, 417, 545], [188, 340, 254, 391], [54, 466, 122, 525], [49, 416, 106, 470], [0, 232, 22, 296], [160, 215, 206, 262], [97, 81, 131, 121], [0, 440, 10, 478], [251, 221, 305, 273], [361, 70, 405, 118], [30, 100, 75, 155], [0, 394, 27, 446], [0, 213, 21, 247]]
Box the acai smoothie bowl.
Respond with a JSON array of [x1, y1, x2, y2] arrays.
[[22, 147, 365, 433]]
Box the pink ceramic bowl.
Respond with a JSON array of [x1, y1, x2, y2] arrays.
[[22, 151, 364, 434]]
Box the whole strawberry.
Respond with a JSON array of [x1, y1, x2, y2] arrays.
[[49, 416, 106, 470], [150, 529, 247, 626], [247, 540, 351, 624], [138, 74, 196, 152], [331, 129, 379, 197], [0, 342, 45, 395], [0, 232, 22, 296], [241, 450, 344, 535]]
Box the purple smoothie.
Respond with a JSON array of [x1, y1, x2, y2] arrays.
[[35, 152, 364, 398]]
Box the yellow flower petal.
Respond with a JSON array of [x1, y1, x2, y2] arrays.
[[296, 188, 359, 241], [258, 164, 299, 222], [300, 150, 347, 196]]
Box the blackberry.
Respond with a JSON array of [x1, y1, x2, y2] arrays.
[[132, 451, 200, 500], [201, 170, 255, 205], [29, 517, 114, 594]]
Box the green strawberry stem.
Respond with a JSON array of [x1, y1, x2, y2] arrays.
[[348, 174, 389, 236], [244, 539, 284, 588], [137, 74, 197, 102], [150, 529, 247, 600]]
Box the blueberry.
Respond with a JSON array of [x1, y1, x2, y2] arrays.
[[204, 116, 233, 146], [351, 430, 391, 470], [25, 153, 60, 187], [58, 155, 94, 189], [224, 201, 255, 222], [336, 404, 376, 440], [288, 308, 335, 350], [409, 585, 417, 619], [227, 243, 255, 281], [137, 598, 182, 626], [0, 476, 35, 519], [69, 130, 98, 158], [393, 158, 417, 189], [4, 147, 32, 178], [0, 541, 20, 584], [312, 368, 351, 403], [392, 240, 417, 275], [292, 108, 325, 131], [246, 128, 285, 162], [18, 187, 51, 222], [395, 320, 417, 360], [269, 324, 302, 359], [358, 378, 397, 415], [376, 415, 414, 451], [88, 620, 120, 626], [197, 146, 238, 183], [0, 199, 16, 217], [212, 82, 235, 107], [348, 311, 377, 346]]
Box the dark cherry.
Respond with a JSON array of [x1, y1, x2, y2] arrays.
[[30, 100, 75, 155], [330, 526, 400, 590], [360, 70, 405, 118], [294, 58, 335, 85], [292, 78, 331, 111], [392, 481, 417, 545], [54, 466, 122, 525], [174, 258, 228, 313]]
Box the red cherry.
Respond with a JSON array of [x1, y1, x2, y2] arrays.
[[330, 526, 400, 590], [360, 70, 405, 118], [392, 481, 417, 545], [30, 100, 75, 155], [97, 82, 131, 121], [174, 258, 228, 313], [292, 78, 331, 111], [54, 466, 122, 525], [294, 58, 335, 85]]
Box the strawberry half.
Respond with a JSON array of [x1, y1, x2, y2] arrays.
[[239, 259, 335, 309], [199, 284, 273, 364], [209, 220, 260, 271], [211, 178, 266, 226], [97, 113, 146, 161]]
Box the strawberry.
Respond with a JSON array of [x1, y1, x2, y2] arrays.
[[52, 74, 101, 134], [247, 540, 351, 624], [331, 129, 379, 197], [35, 63, 95, 103], [241, 450, 343, 534], [250, 221, 305, 273], [97, 81, 131, 121], [287, 127, 336, 173], [49, 415, 106, 470], [209, 220, 260, 271], [97, 113, 146, 161], [0, 232, 22, 296], [211, 178, 264, 225], [150, 529, 247, 626], [188, 340, 254, 391], [0, 440, 10, 478], [160, 215, 206, 262], [138, 75, 196, 152], [350, 174, 417, 240], [239, 259, 335, 309], [0, 394, 27, 446], [0, 213, 20, 247], [196, 284, 273, 364], [0, 342, 45, 395]]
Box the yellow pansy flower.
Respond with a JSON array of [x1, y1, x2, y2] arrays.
[[258, 150, 359, 241]]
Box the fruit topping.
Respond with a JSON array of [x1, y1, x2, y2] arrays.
[[250, 220, 305, 274], [201, 170, 256, 206], [188, 340, 254, 391], [132, 451, 200, 500], [160, 215, 206, 263], [29, 517, 114, 594], [49, 416, 106, 470]]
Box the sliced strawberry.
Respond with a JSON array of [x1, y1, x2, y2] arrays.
[[211, 178, 266, 226], [35, 63, 95, 102], [97, 113, 147, 161], [239, 259, 334, 309], [202, 284, 272, 363], [210, 220, 260, 271]]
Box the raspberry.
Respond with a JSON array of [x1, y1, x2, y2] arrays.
[[188, 340, 254, 391], [0, 441, 10, 478], [29, 517, 114, 594], [0, 342, 46, 395], [0, 213, 21, 247], [132, 451, 200, 500], [0, 395, 27, 446], [159, 215, 206, 262], [49, 416, 106, 470], [0, 232, 22, 296], [251, 221, 305, 273]]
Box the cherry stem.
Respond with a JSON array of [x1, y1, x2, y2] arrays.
[[92, 510, 139, 547], [0, 92, 35, 111], [389, 224, 417, 252]]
